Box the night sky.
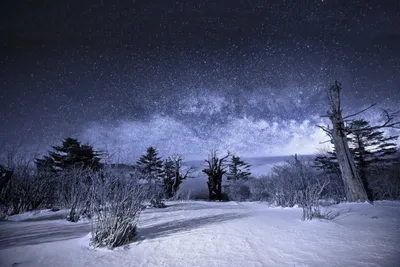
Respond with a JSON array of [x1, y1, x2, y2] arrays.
[[1, 0, 400, 160]]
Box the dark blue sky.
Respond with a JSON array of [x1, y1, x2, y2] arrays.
[[1, 0, 399, 159]]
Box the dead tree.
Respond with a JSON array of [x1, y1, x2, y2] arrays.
[[202, 150, 230, 201], [320, 82, 368, 202], [169, 155, 194, 196], [163, 155, 195, 198], [318, 82, 400, 202]]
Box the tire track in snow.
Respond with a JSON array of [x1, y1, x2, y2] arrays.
[[0, 220, 90, 249]]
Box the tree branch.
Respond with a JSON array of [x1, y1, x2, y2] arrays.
[[365, 109, 400, 131], [343, 103, 377, 119], [319, 139, 333, 144]]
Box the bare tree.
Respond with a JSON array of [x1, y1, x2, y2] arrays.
[[318, 82, 400, 202], [164, 154, 194, 198], [318, 82, 368, 202], [202, 150, 230, 201]]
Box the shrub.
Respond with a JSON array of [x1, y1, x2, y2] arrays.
[[0, 167, 53, 215], [170, 188, 193, 201], [225, 180, 251, 201], [90, 169, 148, 248], [247, 176, 271, 201], [267, 157, 330, 220]]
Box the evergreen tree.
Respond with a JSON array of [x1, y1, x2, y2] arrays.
[[35, 137, 102, 172], [314, 119, 398, 200], [136, 147, 165, 207], [136, 147, 164, 181], [35, 138, 102, 222], [226, 155, 251, 181], [348, 119, 398, 166]]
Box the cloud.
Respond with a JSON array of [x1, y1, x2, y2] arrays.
[[179, 94, 228, 115], [79, 91, 400, 163], [80, 114, 330, 162]]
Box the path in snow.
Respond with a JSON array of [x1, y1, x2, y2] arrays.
[[0, 220, 90, 249]]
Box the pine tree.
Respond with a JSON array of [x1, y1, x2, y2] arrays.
[[314, 151, 340, 175], [136, 147, 165, 207], [348, 119, 398, 200], [136, 147, 164, 181], [35, 138, 102, 222], [315, 119, 398, 200], [35, 137, 102, 172], [226, 155, 251, 181]]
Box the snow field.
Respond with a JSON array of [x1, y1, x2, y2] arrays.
[[0, 201, 399, 267]]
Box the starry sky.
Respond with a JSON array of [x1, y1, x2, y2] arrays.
[[1, 0, 400, 161]]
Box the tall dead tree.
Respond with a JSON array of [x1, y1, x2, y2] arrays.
[[202, 150, 230, 201], [163, 155, 194, 198], [318, 82, 400, 202], [322, 82, 368, 202]]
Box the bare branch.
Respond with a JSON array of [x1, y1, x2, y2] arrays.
[[360, 108, 400, 131], [319, 139, 333, 144], [316, 125, 332, 137], [343, 103, 377, 119]]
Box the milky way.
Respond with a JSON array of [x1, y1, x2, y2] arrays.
[[1, 0, 399, 161]]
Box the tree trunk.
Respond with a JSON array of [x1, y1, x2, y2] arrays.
[[172, 171, 180, 196], [207, 181, 215, 200], [207, 176, 222, 201], [358, 159, 373, 201], [0, 167, 13, 191], [328, 83, 368, 202]]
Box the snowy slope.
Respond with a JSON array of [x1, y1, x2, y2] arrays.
[[0, 201, 399, 267]]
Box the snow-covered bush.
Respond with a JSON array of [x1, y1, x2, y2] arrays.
[[268, 164, 303, 207], [247, 176, 271, 201], [297, 177, 330, 220], [0, 166, 93, 219], [0, 167, 53, 215], [268, 157, 330, 220], [90, 169, 148, 248], [225, 180, 251, 201], [170, 188, 193, 201], [57, 168, 92, 222]]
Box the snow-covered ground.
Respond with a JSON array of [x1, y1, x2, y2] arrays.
[[0, 201, 399, 267], [4, 209, 70, 222]]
